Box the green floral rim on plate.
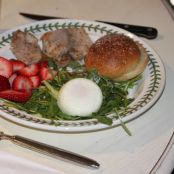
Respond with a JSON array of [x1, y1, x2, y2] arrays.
[[0, 20, 165, 131]]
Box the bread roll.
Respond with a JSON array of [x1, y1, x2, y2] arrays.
[[85, 34, 148, 81]]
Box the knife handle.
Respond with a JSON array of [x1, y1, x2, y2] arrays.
[[19, 13, 158, 39], [7, 134, 99, 168], [98, 21, 158, 39]]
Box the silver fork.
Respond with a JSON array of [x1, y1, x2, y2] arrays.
[[0, 131, 100, 169]]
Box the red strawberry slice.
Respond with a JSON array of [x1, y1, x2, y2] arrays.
[[12, 75, 33, 91], [18, 63, 39, 77], [0, 89, 32, 102], [0, 75, 10, 91], [10, 59, 26, 72], [0, 57, 13, 78], [40, 67, 58, 81], [38, 61, 48, 68], [29, 76, 41, 89], [9, 73, 17, 86]]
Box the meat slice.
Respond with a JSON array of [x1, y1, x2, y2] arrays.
[[68, 28, 93, 60], [41, 29, 70, 61], [41, 28, 92, 67], [10, 30, 42, 64]]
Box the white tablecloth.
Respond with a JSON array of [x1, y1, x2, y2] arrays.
[[0, 0, 174, 173], [0, 151, 65, 174]]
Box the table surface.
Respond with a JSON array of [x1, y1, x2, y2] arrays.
[[0, 0, 174, 174]]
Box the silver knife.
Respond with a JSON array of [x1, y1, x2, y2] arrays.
[[0, 131, 100, 169], [19, 12, 158, 39]]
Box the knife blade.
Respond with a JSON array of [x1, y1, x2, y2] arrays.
[[19, 12, 158, 39]]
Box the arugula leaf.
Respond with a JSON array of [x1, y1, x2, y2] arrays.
[[114, 109, 132, 136], [1, 60, 141, 134], [93, 115, 113, 125], [48, 59, 58, 70]]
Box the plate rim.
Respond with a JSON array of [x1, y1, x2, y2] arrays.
[[0, 19, 166, 132]]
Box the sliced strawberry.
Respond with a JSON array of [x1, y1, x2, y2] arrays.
[[38, 61, 48, 68], [18, 63, 39, 77], [12, 75, 33, 91], [10, 59, 26, 72], [40, 67, 58, 81], [0, 89, 32, 102], [0, 57, 13, 78], [0, 75, 10, 91], [9, 73, 17, 86], [29, 76, 41, 89]]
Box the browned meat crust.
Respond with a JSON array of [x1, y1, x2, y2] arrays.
[[68, 28, 93, 60], [41, 28, 92, 67], [10, 30, 42, 64], [10, 28, 92, 67], [41, 29, 70, 61]]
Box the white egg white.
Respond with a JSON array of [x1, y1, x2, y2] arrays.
[[57, 78, 103, 116]]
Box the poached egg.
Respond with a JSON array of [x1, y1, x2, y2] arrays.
[[57, 78, 103, 116]]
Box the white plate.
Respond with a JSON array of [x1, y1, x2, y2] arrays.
[[0, 19, 165, 132]]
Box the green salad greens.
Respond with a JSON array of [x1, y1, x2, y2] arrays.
[[3, 60, 141, 135]]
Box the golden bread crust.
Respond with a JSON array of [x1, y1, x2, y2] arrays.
[[85, 34, 148, 81]]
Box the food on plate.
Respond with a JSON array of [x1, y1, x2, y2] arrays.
[[0, 57, 13, 78], [0, 75, 10, 91], [0, 28, 148, 128], [10, 59, 25, 72], [67, 28, 92, 60], [41, 29, 70, 67], [85, 34, 148, 81], [41, 28, 92, 67], [12, 75, 34, 91], [18, 63, 39, 77], [10, 30, 42, 64], [0, 89, 32, 102], [57, 78, 103, 116], [0, 56, 58, 102], [29, 76, 41, 89], [39, 66, 58, 81], [7, 63, 139, 127], [10, 28, 92, 68], [9, 73, 17, 86]]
